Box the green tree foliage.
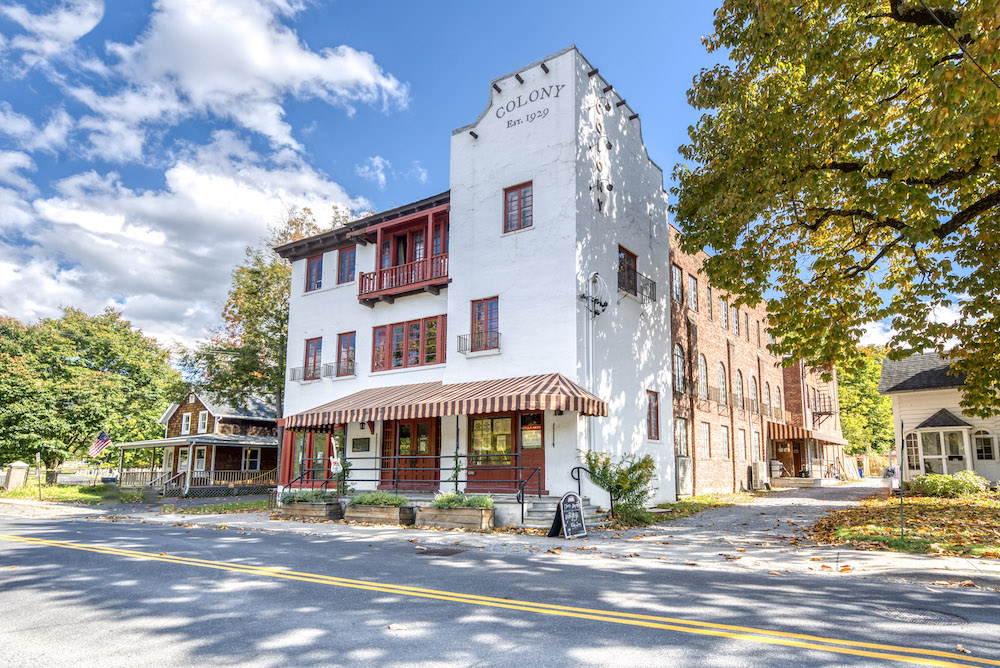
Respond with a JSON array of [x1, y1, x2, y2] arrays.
[[182, 207, 346, 417], [0, 308, 183, 480], [837, 346, 894, 454], [672, 1, 1000, 417]]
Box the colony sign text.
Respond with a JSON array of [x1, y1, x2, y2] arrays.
[[496, 84, 565, 128]]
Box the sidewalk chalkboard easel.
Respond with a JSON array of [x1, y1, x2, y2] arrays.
[[548, 492, 588, 539]]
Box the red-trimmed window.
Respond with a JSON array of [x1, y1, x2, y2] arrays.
[[305, 255, 323, 292], [504, 182, 533, 233], [336, 332, 355, 376], [618, 246, 637, 296], [432, 217, 448, 256], [647, 390, 660, 441], [304, 338, 322, 380], [471, 297, 499, 351], [337, 246, 356, 284], [372, 315, 446, 371]]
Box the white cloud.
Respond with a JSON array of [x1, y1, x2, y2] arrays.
[[0, 132, 369, 346], [860, 321, 894, 347], [0, 0, 104, 71], [67, 0, 408, 160], [355, 155, 390, 189], [0, 103, 74, 153], [408, 160, 428, 185], [0, 150, 36, 192]]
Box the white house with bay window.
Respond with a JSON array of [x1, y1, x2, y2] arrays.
[[879, 352, 1000, 485], [275, 46, 675, 519]]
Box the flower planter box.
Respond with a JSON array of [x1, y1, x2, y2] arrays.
[[281, 501, 343, 520], [344, 505, 415, 525], [415, 506, 495, 531]]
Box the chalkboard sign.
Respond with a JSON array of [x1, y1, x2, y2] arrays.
[[547, 492, 588, 539]]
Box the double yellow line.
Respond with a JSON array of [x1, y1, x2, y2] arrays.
[[0, 533, 995, 667]]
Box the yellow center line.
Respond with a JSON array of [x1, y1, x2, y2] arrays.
[[0, 534, 993, 668]]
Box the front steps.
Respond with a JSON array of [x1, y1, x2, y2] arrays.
[[518, 496, 610, 529]]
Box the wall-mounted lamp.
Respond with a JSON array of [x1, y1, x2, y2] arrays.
[[589, 136, 613, 151], [628, 113, 639, 121], [616, 99, 628, 108], [515, 73, 524, 84], [587, 68, 599, 77], [492, 83, 502, 94], [540, 62, 549, 74], [602, 84, 613, 93], [469, 131, 478, 139], [554, 409, 565, 416]]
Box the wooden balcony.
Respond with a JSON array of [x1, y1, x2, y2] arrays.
[[359, 254, 449, 305]]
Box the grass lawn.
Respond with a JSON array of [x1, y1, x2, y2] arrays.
[[652, 489, 782, 522], [161, 500, 270, 515], [810, 493, 1000, 558], [0, 480, 143, 505]]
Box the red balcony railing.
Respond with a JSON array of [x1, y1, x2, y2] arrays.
[[359, 254, 448, 298]]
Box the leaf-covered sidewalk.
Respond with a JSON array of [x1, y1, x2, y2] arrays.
[[810, 493, 1000, 558]]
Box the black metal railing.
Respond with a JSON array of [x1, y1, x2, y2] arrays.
[[617, 266, 656, 303], [457, 331, 501, 354], [570, 466, 621, 519], [813, 394, 836, 414], [282, 451, 543, 520], [289, 365, 322, 382], [322, 359, 355, 378]]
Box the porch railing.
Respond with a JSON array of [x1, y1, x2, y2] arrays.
[[289, 365, 322, 382], [571, 466, 620, 520], [282, 452, 543, 521], [197, 469, 277, 487], [118, 469, 164, 488], [617, 266, 656, 303], [358, 253, 449, 297]]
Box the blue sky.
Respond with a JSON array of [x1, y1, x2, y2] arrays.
[[0, 0, 725, 346]]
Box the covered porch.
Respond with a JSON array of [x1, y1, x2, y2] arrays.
[[767, 421, 856, 485], [115, 434, 278, 497], [279, 373, 607, 497], [901, 409, 1000, 484]]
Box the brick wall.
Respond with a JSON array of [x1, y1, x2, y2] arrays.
[[669, 226, 795, 494]]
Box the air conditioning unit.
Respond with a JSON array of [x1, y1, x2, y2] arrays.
[[750, 461, 769, 490]]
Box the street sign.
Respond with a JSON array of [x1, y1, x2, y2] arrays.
[[547, 492, 588, 539]]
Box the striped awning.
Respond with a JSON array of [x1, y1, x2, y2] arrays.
[[767, 421, 849, 446], [284, 372, 608, 430]]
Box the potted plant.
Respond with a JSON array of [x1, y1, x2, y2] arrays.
[[343, 491, 414, 525], [415, 491, 495, 531], [280, 489, 343, 520]]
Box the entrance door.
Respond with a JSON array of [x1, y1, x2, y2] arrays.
[[163, 448, 174, 473], [177, 447, 189, 474], [468, 415, 518, 492], [921, 432, 945, 474], [381, 419, 440, 490]]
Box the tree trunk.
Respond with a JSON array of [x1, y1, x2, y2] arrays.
[[44, 459, 62, 485]]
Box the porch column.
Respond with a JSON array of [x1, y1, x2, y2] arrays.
[[209, 445, 217, 484], [963, 430, 974, 472], [184, 444, 193, 496], [425, 213, 432, 279], [375, 227, 384, 289]]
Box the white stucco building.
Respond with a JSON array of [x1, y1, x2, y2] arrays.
[[274, 46, 675, 516], [879, 352, 1000, 485]]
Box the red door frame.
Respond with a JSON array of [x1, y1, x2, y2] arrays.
[[379, 418, 441, 491], [466, 411, 545, 493]]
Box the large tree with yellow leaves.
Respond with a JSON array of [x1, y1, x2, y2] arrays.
[[673, 0, 1000, 416]]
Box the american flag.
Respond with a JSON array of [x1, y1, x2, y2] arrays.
[[88, 430, 112, 458]]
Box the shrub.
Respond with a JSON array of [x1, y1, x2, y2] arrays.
[[581, 450, 656, 518], [280, 489, 340, 504], [350, 491, 409, 507], [909, 470, 990, 498], [431, 491, 494, 509]]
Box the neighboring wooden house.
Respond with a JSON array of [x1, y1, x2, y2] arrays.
[[116, 391, 278, 496], [879, 352, 999, 485]]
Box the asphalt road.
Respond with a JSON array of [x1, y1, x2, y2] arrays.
[[0, 515, 998, 667]]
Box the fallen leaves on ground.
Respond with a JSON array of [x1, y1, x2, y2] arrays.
[[808, 493, 1000, 559], [956, 644, 971, 654]]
